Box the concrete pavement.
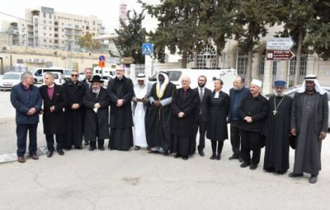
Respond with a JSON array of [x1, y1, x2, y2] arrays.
[[0, 91, 330, 210]]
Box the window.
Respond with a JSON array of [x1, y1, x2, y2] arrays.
[[17, 59, 23, 64], [44, 27, 46, 30], [236, 51, 248, 77], [196, 45, 217, 69], [44, 39, 47, 42], [43, 13, 46, 18], [49, 27, 52, 30], [49, 14, 52, 19], [49, 21, 52, 24], [289, 56, 307, 76]]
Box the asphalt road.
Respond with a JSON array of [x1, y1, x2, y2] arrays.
[[0, 90, 329, 210]]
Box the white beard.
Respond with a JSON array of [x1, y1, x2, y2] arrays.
[[274, 90, 284, 97]]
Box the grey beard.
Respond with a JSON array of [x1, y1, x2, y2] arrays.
[[274, 90, 284, 97]]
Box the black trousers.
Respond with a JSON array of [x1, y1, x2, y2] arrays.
[[192, 115, 206, 152], [45, 133, 64, 152], [90, 139, 104, 148], [240, 130, 262, 164], [230, 120, 241, 157], [16, 123, 38, 157]]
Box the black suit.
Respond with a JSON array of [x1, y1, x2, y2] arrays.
[[192, 87, 211, 153], [40, 84, 68, 151]]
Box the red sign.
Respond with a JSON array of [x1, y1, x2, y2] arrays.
[[266, 50, 295, 61], [98, 60, 105, 67]]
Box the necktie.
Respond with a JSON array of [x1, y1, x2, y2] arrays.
[[199, 88, 204, 102]]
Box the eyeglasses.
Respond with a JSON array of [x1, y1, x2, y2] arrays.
[[71, 74, 79, 77]]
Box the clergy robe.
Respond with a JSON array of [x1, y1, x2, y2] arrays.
[[132, 82, 152, 147], [145, 82, 176, 152], [171, 87, 199, 156], [63, 80, 86, 149], [83, 87, 110, 141], [264, 95, 293, 173], [291, 92, 328, 176], [107, 76, 134, 150]]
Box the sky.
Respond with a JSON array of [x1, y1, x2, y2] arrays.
[[0, 0, 144, 32]]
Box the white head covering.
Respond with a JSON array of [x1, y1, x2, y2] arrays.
[[251, 79, 262, 88], [136, 73, 146, 81], [297, 74, 326, 95]]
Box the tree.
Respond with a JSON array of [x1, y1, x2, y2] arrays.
[[140, 0, 204, 68], [114, 10, 146, 64], [231, 0, 278, 85], [77, 32, 101, 50]]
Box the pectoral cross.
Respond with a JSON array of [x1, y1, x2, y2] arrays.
[[273, 110, 277, 116]]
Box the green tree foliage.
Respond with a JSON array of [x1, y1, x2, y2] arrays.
[[77, 32, 101, 50], [114, 10, 146, 64], [141, 0, 204, 68]]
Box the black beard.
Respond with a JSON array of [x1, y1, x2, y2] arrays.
[[198, 84, 205, 88]]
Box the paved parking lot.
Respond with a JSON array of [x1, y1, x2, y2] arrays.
[[0, 90, 329, 210]]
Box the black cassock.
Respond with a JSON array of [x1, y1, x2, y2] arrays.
[[63, 81, 86, 148], [264, 95, 293, 173], [145, 82, 176, 152], [171, 88, 199, 156], [107, 76, 134, 150], [83, 88, 110, 141]]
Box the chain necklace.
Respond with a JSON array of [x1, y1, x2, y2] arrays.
[[273, 95, 285, 116]]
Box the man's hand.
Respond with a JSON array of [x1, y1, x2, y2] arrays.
[[319, 131, 327, 140], [178, 112, 185, 118], [291, 129, 297, 136], [27, 108, 36, 115], [244, 116, 252, 123], [141, 97, 146, 103], [50, 106, 55, 113], [94, 103, 101, 109], [153, 100, 161, 107], [116, 99, 124, 107], [72, 103, 80, 110]]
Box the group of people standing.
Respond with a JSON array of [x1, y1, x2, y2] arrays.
[[10, 66, 328, 184]]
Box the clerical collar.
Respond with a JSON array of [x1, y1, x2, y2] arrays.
[[48, 84, 55, 88]]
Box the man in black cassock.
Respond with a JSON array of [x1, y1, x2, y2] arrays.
[[145, 72, 176, 154], [290, 74, 328, 184], [264, 80, 293, 174], [171, 76, 199, 160], [81, 67, 93, 146], [63, 70, 86, 150], [107, 66, 134, 151]]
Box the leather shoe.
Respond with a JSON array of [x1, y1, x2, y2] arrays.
[[31, 154, 39, 160], [17, 156, 25, 163], [309, 175, 318, 184], [89, 147, 95, 151], [198, 150, 205, 157], [250, 164, 258, 170], [99, 146, 105, 151], [57, 149, 64, 156], [216, 154, 221, 160], [84, 141, 89, 146], [210, 154, 216, 160], [289, 172, 303, 178], [182, 156, 188, 161], [75, 146, 82, 150], [240, 162, 250, 168], [47, 151, 53, 158], [174, 153, 181, 158], [228, 154, 239, 160]]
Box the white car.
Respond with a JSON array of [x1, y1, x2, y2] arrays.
[[0, 72, 23, 91], [42, 72, 65, 85]]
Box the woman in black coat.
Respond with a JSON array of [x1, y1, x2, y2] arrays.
[[206, 79, 230, 160]]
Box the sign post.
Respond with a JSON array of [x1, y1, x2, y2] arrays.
[[142, 43, 154, 78], [98, 55, 106, 77]]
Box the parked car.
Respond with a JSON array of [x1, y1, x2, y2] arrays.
[[267, 86, 330, 129], [41, 72, 65, 85], [0, 72, 23, 91]]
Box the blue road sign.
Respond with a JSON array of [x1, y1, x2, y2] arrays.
[[142, 43, 153, 55], [99, 55, 106, 61]]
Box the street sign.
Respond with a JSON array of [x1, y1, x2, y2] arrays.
[[120, 57, 135, 64], [98, 60, 105, 67], [99, 55, 106, 61], [266, 38, 295, 50], [142, 43, 153, 55], [266, 50, 295, 61]]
